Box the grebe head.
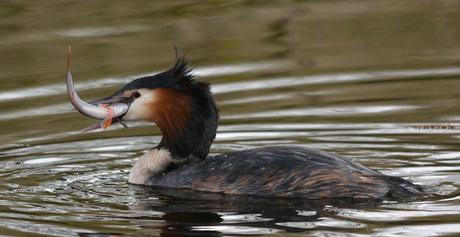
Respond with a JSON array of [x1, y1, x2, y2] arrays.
[[91, 54, 219, 161]]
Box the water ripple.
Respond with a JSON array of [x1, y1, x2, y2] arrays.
[[0, 61, 288, 102], [222, 105, 425, 119], [55, 25, 151, 38], [212, 67, 460, 94]]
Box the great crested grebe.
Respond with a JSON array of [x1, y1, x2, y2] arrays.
[[66, 48, 427, 199]]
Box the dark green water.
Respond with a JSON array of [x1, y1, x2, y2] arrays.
[[1, 1, 460, 236]]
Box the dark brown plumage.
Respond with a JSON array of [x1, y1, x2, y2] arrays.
[[145, 146, 426, 199]]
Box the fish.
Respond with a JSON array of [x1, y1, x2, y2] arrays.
[[66, 47, 129, 132]]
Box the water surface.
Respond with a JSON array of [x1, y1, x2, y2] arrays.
[[1, 1, 460, 236]]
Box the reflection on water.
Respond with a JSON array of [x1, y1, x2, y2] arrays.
[[129, 185, 385, 236], [1, 0, 460, 236]]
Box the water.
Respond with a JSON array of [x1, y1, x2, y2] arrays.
[[1, 0, 460, 236]]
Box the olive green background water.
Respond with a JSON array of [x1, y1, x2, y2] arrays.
[[1, 1, 460, 236]]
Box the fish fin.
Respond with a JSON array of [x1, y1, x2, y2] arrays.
[[79, 122, 102, 133], [96, 104, 113, 129], [100, 116, 113, 129]]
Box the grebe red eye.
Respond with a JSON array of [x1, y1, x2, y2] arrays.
[[132, 91, 141, 99]]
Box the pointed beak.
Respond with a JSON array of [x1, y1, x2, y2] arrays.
[[88, 95, 133, 107], [74, 94, 133, 133], [76, 95, 133, 132]]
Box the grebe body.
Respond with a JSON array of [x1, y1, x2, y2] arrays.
[[129, 146, 425, 199], [67, 50, 427, 199]]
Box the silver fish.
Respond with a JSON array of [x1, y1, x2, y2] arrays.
[[66, 47, 129, 132]]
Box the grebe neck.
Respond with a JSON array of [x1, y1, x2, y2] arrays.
[[154, 83, 219, 161], [154, 57, 219, 162]]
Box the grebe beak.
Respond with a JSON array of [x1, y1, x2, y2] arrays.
[[79, 95, 133, 133], [67, 47, 131, 133]]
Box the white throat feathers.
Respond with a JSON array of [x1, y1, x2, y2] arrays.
[[128, 148, 173, 185]]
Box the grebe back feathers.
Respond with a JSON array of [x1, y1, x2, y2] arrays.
[[154, 146, 425, 199]]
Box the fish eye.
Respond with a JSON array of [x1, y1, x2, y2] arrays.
[[132, 91, 141, 99]]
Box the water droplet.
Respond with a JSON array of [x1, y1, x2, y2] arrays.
[[228, 163, 232, 167]]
